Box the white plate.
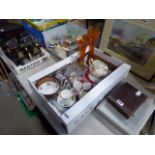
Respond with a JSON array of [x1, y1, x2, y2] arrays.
[[39, 82, 59, 95]]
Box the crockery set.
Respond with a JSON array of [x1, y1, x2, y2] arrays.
[[36, 56, 110, 114]]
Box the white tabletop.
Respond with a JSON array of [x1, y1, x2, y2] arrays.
[[96, 74, 155, 134]]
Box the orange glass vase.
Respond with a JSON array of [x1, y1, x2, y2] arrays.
[[76, 36, 87, 66], [87, 25, 100, 59]]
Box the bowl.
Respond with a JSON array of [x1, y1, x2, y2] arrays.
[[36, 76, 60, 96]]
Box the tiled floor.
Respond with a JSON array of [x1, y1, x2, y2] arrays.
[[0, 80, 57, 135]]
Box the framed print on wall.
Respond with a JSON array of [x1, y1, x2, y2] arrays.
[[99, 19, 155, 81]]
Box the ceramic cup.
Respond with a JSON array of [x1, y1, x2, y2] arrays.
[[55, 46, 67, 59], [89, 58, 109, 78], [57, 89, 76, 107], [88, 73, 99, 83], [73, 80, 83, 92], [82, 82, 92, 91]]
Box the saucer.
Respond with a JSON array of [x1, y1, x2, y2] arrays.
[[39, 81, 59, 95]]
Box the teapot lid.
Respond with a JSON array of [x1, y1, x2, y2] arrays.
[[93, 60, 107, 68]]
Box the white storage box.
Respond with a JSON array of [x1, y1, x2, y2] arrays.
[[28, 48, 130, 133], [0, 47, 50, 74], [43, 23, 86, 59]]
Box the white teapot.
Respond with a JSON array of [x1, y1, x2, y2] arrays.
[[89, 58, 109, 78]]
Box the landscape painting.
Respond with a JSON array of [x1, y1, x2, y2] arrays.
[[107, 20, 155, 66]]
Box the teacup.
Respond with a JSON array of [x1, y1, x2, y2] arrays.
[[83, 82, 92, 91], [57, 89, 76, 107], [55, 46, 67, 59], [73, 79, 92, 93], [89, 58, 109, 78], [88, 73, 99, 83], [73, 80, 83, 92]]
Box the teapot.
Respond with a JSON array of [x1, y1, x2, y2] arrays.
[[89, 58, 109, 78]]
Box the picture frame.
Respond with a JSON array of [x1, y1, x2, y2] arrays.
[[99, 19, 155, 81]]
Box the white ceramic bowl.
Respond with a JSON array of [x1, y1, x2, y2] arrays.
[[39, 81, 59, 95]]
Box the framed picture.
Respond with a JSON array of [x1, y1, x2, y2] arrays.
[[99, 19, 155, 81]]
